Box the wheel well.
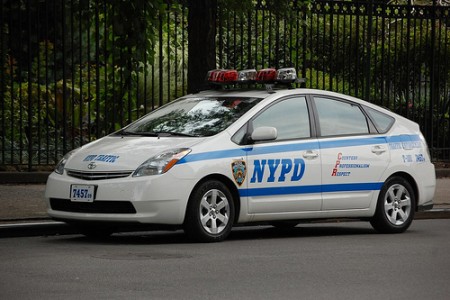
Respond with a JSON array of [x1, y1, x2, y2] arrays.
[[388, 172, 419, 211], [189, 174, 241, 224]]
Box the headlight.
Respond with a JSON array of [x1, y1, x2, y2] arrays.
[[54, 150, 77, 175], [133, 148, 191, 177]]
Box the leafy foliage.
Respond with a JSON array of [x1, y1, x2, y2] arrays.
[[1, 0, 166, 166]]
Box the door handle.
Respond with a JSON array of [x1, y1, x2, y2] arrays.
[[302, 150, 319, 159], [371, 145, 387, 155]]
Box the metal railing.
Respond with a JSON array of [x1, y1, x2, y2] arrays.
[[1, 0, 449, 170]]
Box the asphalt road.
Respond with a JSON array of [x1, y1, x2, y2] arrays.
[[1, 219, 449, 299]]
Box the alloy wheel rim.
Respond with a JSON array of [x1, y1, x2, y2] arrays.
[[199, 189, 230, 235], [383, 183, 411, 226]]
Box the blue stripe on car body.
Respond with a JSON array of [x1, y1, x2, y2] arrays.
[[239, 182, 384, 197], [178, 134, 421, 165]]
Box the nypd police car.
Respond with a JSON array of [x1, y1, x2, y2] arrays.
[[45, 68, 436, 242]]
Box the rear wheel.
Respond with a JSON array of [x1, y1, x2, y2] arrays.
[[184, 180, 235, 242], [370, 176, 415, 233]]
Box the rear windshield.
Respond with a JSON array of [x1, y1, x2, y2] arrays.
[[122, 96, 262, 137]]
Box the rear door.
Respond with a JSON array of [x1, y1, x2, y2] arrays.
[[312, 96, 390, 210]]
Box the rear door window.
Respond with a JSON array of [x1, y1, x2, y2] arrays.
[[314, 97, 369, 137]]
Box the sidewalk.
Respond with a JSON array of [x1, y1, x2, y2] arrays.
[[1, 176, 449, 223]]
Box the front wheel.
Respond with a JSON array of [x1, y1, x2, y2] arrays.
[[370, 176, 415, 233], [184, 180, 235, 242]]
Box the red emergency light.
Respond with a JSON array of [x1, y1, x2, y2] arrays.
[[207, 69, 238, 84], [256, 68, 277, 83]]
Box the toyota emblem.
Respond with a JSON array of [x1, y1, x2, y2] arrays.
[[87, 162, 97, 169]]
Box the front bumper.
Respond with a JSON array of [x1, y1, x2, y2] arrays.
[[45, 171, 196, 225]]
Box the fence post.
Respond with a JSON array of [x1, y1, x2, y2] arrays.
[[301, 2, 307, 88], [0, 0, 4, 165], [26, 0, 33, 171], [187, 0, 217, 93], [364, 0, 373, 102], [429, 0, 437, 153], [405, 0, 412, 119]]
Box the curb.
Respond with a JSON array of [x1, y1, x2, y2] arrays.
[[0, 172, 50, 184], [415, 208, 450, 220], [435, 168, 450, 179], [0, 221, 77, 238]]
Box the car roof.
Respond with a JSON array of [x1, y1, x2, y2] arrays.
[[188, 88, 365, 105], [186, 88, 399, 119], [188, 88, 275, 98]]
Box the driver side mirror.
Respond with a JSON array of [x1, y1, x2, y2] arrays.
[[251, 126, 278, 142]]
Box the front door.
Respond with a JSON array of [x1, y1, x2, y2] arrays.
[[243, 96, 323, 215]]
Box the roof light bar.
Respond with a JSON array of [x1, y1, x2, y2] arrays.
[[206, 68, 304, 87]]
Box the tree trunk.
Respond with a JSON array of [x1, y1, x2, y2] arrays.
[[187, 0, 217, 93]]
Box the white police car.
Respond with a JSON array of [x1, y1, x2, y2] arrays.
[[45, 68, 436, 242]]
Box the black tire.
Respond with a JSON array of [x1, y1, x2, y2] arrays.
[[184, 180, 235, 242], [370, 176, 415, 234]]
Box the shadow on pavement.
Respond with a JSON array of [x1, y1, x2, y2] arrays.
[[41, 223, 378, 246]]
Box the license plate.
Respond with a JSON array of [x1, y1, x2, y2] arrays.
[[70, 185, 96, 202]]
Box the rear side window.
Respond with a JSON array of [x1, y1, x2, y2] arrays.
[[314, 97, 369, 137], [363, 106, 395, 133]]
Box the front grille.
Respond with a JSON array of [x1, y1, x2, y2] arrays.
[[66, 170, 133, 180], [50, 198, 137, 214]]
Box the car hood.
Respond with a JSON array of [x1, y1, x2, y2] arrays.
[[65, 135, 204, 172]]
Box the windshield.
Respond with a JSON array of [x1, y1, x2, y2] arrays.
[[122, 96, 262, 137]]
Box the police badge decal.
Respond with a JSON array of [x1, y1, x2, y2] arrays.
[[231, 160, 246, 186]]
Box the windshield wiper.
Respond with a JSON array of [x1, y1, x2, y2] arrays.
[[119, 130, 196, 137], [119, 130, 158, 137], [153, 131, 197, 137]]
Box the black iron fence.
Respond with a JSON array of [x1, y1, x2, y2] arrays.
[[217, 0, 450, 160], [1, 0, 450, 170]]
